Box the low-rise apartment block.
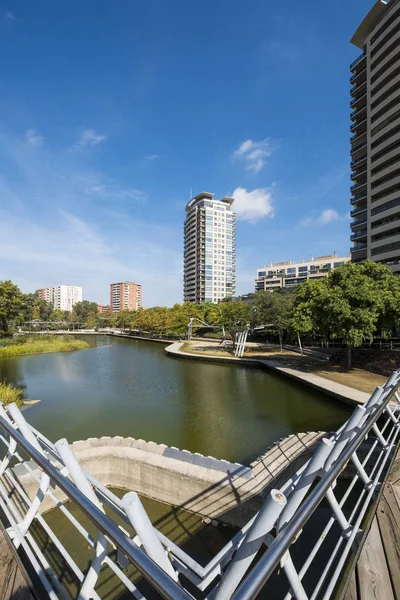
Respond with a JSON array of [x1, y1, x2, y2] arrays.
[[97, 304, 111, 313], [110, 282, 142, 313], [255, 253, 351, 292], [35, 285, 83, 312]]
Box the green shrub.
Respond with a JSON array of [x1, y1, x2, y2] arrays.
[[0, 381, 23, 406], [0, 336, 28, 347]]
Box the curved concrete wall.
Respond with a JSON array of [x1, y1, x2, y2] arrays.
[[9, 432, 323, 527]]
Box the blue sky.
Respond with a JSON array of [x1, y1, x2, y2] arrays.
[[0, 0, 368, 306]]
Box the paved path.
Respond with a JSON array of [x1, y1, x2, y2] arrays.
[[259, 359, 369, 407], [165, 342, 370, 407]]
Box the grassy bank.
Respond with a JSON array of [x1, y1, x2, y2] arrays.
[[0, 336, 89, 358], [0, 381, 22, 406]]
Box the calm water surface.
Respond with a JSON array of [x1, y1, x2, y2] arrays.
[[0, 335, 350, 464]]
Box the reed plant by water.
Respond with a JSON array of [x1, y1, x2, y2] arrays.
[[0, 381, 23, 406]]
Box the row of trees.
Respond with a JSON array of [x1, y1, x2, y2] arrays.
[[0, 281, 101, 335], [2, 261, 400, 367]]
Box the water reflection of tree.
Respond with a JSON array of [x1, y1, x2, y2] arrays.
[[0, 359, 27, 396]]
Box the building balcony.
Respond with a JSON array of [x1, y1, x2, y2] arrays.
[[350, 67, 366, 85], [350, 117, 367, 135], [350, 92, 367, 110], [351, 215, 368, 228], [350, 193, 367, 206], [351, 104, 367, 122], [351, 180, 367, 193], [351, 229, 367, 242], [350, 154, 367, 169], [350, 129, 367, 146], [350, 80, 367, 99], [350, 206, 367, 219], [350, 166, 367, 180], [350, 52, 366, 72], [350, 242, 368, 252], [350, 140, 367, 157]]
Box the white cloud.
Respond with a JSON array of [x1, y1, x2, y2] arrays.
[[25, 129, 44, 147], [317, 208, 340, 224], [233, 138, 273, 173], [145, 154, 159, 161], [84, 183, 146, 203], [232, 186, 274, 223], [74, 128, 107, 148], [301, 208, 347, 226], [4, 11, 16, 20]]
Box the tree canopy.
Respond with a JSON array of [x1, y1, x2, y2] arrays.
[[292, 260, 400, 366], [2, 260, 400, 368], [0, 280, 24, 336]]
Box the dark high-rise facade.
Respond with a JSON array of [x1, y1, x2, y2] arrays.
[[350, 0, 400, 273]]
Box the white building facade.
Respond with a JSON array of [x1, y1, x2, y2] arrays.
[[255, 253, 351, 292], [184, 192, 236, 304], [36, 285, 83, 312]]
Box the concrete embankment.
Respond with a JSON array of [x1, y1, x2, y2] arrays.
[[10, 432, 323, 527], [165, 342, 370, 407]]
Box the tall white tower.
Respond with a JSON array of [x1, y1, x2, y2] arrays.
[[183, 192, 236, 303]]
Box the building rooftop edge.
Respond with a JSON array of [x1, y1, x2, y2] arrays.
[[185, 192, 234, 211], [350, 0, 391, 49], [257, 253, 351, 271]]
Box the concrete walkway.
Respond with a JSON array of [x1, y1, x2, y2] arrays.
[[165, 342, 370, 407]]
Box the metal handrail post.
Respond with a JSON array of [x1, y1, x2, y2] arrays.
[[231, 379, 400, 600], [0, 415, 192, 600], [214, 490, 287, 600]]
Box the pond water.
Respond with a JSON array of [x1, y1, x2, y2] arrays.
[[0, 335, 351, 464]]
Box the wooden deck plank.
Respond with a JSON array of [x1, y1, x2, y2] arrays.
[[357, 517, 395, 600], [344, 570, 358, 600], [386, 452, 400, 486], [0, 529, 33, 600], [376, 485, 400, 600]]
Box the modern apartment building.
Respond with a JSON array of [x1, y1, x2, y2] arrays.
[[255, 253, 351, 292], [183, 192, 236, 304], [35, 285, 83, 312], [109, 282, 142, 313], [350, 0, 400, 272], [35, 287, 53, 304]]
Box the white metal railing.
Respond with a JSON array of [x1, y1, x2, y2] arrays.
[[0, 370, 400, 599]]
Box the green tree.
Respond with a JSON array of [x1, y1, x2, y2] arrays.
[[71, 301, 98, 323], [251, 290, 295, 351], [0, 280, 24, 337], [114, 309, 132, 330], [218, 301, 252, 349], [293, 261, 400, 368]]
